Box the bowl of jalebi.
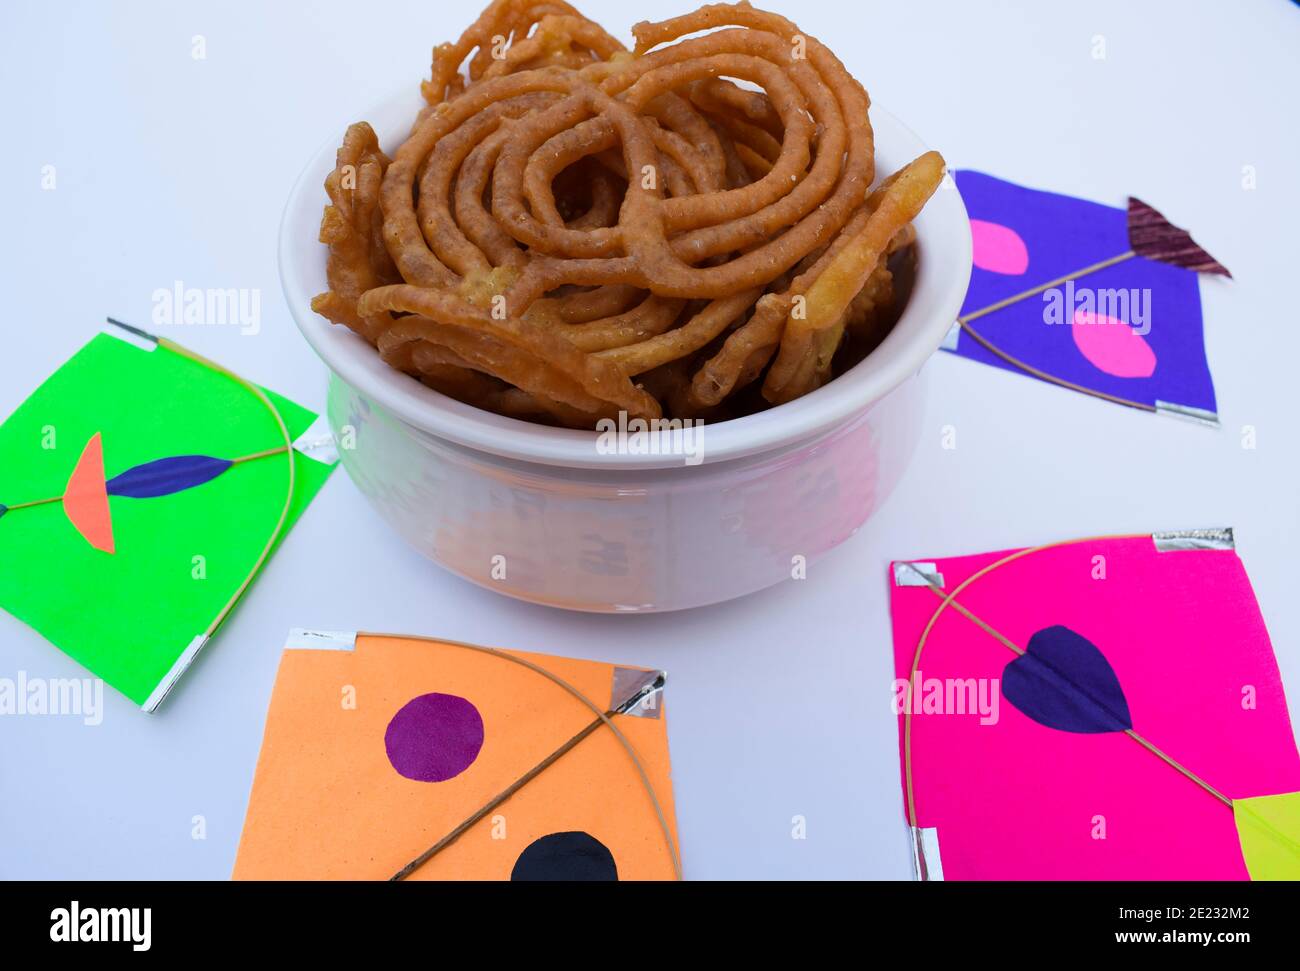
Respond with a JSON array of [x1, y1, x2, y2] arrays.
[[281, 0, 971, 611]]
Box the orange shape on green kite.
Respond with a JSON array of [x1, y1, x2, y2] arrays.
[[63, 432, 114, 554]]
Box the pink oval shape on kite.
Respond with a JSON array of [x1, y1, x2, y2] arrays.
[[970, 219, 1029, 275], [1071, 310, 1158, 378]]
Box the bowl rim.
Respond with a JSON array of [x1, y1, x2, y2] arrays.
[[280, 90, 972, 470]]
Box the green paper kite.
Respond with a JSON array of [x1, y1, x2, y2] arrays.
[[0, 328, 337, 711]]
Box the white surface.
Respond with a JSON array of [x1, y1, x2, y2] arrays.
[[1, 0, 1298, 880]]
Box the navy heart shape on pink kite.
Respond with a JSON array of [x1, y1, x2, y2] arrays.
[[1002, 625, 1132, 734]]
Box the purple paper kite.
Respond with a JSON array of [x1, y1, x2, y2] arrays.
[[945, 171, 1230, 424]]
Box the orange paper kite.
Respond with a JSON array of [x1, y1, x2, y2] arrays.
[[234, 631, 681, 880]]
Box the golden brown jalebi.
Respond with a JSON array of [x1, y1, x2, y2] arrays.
[[312, 0, 945, 427]]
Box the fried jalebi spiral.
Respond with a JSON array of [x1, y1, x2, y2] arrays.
[[312, 0, 945, 427]]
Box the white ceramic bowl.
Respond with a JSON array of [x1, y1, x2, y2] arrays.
[[281, 89, 971, 612]]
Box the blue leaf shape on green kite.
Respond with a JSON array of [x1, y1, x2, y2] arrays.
[[106, 455, 234, 499]]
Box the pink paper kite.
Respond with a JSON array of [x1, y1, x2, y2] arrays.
[[889, 531, 1300, 880]]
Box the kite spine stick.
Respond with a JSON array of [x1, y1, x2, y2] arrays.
[[367, 632, 681, 882], [958, 251, 1136, 324], [1, 447, 286, 519], [3, 496, 61, 511], [1120, 728, 1231, 807], [232, 445, 291, 464], [390, 708, 610, 881]]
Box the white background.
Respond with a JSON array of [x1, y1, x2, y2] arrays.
[[2, 0, 1297, 879]]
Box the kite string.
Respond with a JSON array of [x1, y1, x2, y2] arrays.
[[955, 319, 1156, 413], [362, 631, 682, 882], [901, 534, 1232, 836], [154, 336, 296, 642], [902, 541, 1084, 829]]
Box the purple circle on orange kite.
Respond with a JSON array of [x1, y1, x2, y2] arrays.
[[384, 692, 484, 782]]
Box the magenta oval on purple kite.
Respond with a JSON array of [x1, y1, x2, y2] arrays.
[[1072, 310, 1158, 378], [384, 692, 485, 782], [970, 219, 1030, 275]]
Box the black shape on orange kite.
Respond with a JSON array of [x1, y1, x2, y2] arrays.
[[511, 832, 618, 881]]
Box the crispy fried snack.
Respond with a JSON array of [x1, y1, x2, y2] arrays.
[[312, 0, 944, 428]]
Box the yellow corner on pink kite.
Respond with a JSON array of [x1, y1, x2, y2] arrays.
[[63, 432, 115, 554], [1233, 791, 1300, 880]]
